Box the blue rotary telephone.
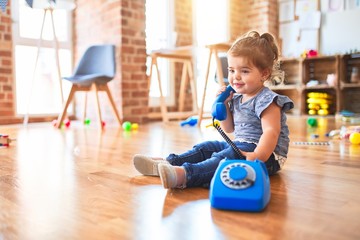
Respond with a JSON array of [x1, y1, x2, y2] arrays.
[[209, 85, 271, 212]]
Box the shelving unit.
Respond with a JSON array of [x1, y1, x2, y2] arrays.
[[272, 54, 360, 116], [273, 58, 302, 115], [339, 53, 360, 113]]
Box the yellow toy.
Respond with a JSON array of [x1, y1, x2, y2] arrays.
[[349, 132, 360, 144], [307, 92, 333, 115]]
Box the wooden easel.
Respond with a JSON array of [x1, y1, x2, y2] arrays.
[[24, 7, 63, 125]]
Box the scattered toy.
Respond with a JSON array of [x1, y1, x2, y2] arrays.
[[349, 132, 360, 145], [307, 117, 318, 127], [294, 141, 330, 145], [122, 121, 139, 131], [0, 134, 15, 147], [180, 116, 198, 127]]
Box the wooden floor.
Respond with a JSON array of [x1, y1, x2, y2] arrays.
[[1, 116, 360, 240]]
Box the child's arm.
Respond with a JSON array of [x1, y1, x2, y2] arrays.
[[241, 102, 281, 161]]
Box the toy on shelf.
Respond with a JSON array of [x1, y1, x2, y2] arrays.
[[307, 92, 333, 116], [180, 116, 198, 127], [301, 49, 318, 59], [0, 134, 15, 147]]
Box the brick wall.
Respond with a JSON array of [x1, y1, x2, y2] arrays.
[[174, 0, 194, 113], [229, 0, 278, 41], [74, 0, 148, 124], [0, 2, 14, 123]]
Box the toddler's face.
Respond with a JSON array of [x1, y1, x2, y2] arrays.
[[227, 55, 266, 98]]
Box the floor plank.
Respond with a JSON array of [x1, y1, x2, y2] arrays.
[[0, 116, 359, 240]]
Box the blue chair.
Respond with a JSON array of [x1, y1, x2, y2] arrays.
[[56, 44, 123, 128]]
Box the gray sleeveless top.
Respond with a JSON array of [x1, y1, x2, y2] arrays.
[[230, 87, 294, 158]]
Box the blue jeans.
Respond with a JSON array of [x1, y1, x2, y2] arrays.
[[166, 140, 280, 188]]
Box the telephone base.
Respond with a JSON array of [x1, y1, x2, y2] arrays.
[[209, 159, 270, 212]]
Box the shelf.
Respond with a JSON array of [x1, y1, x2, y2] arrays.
[[340, 82, 360, 89], [270, 84, 300, 90], [304, 84, 337, 90], [277, 54, 360, 115]]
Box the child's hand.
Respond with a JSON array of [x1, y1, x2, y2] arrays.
[[216, 86, 233, 103], [240, 150, 258, 161]]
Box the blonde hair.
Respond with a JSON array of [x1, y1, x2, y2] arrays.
[[228, 30, 284, 85]]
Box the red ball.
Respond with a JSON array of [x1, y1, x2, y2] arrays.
[[64, 119, 71, 128]]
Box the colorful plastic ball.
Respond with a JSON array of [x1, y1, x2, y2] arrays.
[[349, 132, 360, 145], [122, 121, 132, 131], [131, 123, 139, 130], [84, 118, 91, 125], [307, 118, 317, 127], [102, 121, 106, 127], [64, 119, 71, 128]]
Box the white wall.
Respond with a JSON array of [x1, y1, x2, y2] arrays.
[[320, 9, 360, 55]]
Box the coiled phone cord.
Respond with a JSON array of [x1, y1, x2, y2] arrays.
[[213, 117, 245, 159]]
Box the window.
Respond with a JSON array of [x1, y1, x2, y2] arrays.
[[11, 0, 73, 116], [145, 0, 175, 106], [193, 0, 229, 111]]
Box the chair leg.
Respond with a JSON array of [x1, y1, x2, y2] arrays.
[[83, 92, 88, 123], [104, 84, 123, 126], [93, 83, 103, 129], [57, 85, 77, 129]]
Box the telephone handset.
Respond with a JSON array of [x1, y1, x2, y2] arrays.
[[211, 85, 243, 159], [211, 85, 235, 121], [209, 85, 271, 212]]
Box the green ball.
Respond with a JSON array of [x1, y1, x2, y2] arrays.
[[84, 118, 91, 125], [122, 121, 132, 131], [307, 118, 317, 127]]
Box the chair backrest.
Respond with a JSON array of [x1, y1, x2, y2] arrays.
[[215, 55, 229, 85], [74, 44, 116, 77]]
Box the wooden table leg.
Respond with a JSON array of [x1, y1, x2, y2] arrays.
[[153, 57, 169, 122], [187, 60, 198, 113], [198, 50, 213, 127], [179, 62, 188, 113]]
